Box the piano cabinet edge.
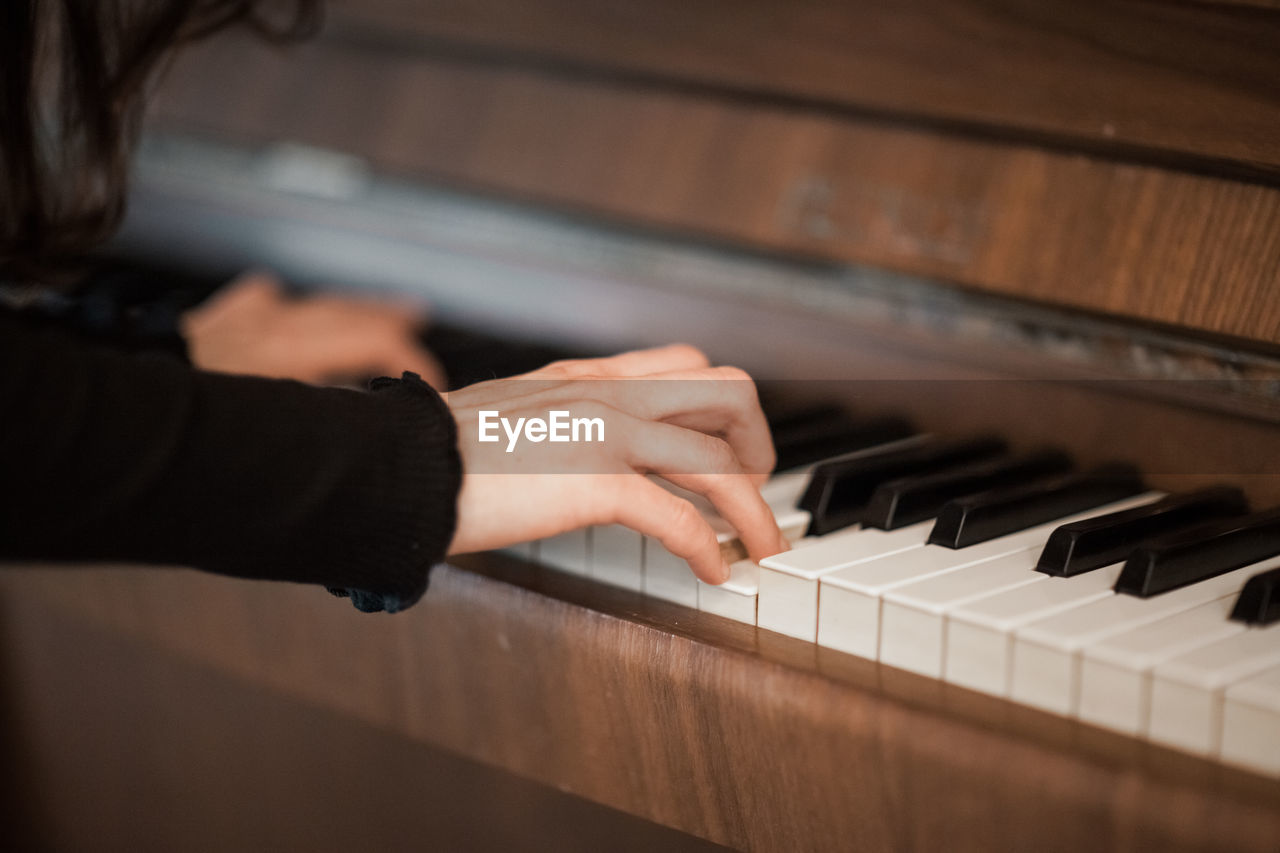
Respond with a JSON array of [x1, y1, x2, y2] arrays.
[[2, 560, 1280, 852]]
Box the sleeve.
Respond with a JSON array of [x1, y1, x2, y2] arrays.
[[0, 311, 463, 613], [1, 268, 203, 361]]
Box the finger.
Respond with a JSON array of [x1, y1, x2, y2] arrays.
[[314, 293, 429, 328], [529, 343, 710, 379], [446, 344, 713, 407], [220, 270, 285, 306], [286, 319, 443, 387], [449, 366, 775, 479], [624, 419, 787, 562], [609, 476, 729, 584], [183, 270, 283, 336], [565, 367, 776, 480]]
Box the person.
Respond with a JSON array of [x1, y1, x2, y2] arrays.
[[0, 0, 787, 613]]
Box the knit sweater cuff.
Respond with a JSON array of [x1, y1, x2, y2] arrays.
[[326, 372, 462, 613]]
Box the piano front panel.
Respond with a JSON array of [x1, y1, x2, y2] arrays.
[[149, 23, 1280, 343], [5, 558, 1280, 853]]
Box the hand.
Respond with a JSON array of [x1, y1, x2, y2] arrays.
[[445, 344, 788, 584], [182, 271, 446, 388]]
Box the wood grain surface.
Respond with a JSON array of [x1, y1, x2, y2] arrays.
[[326, 0, 1280, 174], [3, 560, 1279, 852], [147, 32, 1280, 344], [0, 594, 727, 853]]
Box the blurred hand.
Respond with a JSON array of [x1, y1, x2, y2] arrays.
[[446, 344, 787, 584], [182, 271, 446, 388]]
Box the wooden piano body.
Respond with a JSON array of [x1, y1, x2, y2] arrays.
[[4, 1, 1280, 849]]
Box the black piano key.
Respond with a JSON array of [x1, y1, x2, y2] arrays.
[[1036, 486, 1250, 578], [1231, 566, 1280, 625], [773, 414, 916, 473], [1115, 507, 1280, 598], [927, 463, 1145, 549], [798, 435, 1006, 536], [861, 450, 1074, 531]]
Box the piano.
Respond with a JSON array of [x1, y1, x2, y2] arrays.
[[3, 1, 1279, 850]]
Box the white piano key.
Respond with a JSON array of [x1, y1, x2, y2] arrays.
[[719, 441, 932, 640], [761, 523, 932, 579], [590, 525, 644, 592], [633, 467, 810, 608], [816, 535, 1037, 658], [758, 468, 812, 508], [945, 564, 1124, 696], [1221, 664, 1280, 777], [697, 559, 759, 623], [1076, 596, 1246, 736], [816, 581, 883, 658], [1149, 616, 1280, 756], [539, 529, 591, 576], [709, 507, 810, 555], [642, 535, 699, 607], [682, 467, 813, 545], [769, 508, 812, 544], [1011, 560, 1269, 716], [878, 547, 1044, 677], [819, 493, 1160, 660], [759, 523, 933, 642]]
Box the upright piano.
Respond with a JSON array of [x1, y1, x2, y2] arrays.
[[3, 1, 1280, 850]]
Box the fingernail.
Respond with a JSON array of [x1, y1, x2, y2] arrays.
[[718, 560, 733, 584]]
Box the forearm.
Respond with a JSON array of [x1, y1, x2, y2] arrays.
[[0, 312, 461, 612]]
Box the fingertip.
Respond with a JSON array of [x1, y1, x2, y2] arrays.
[[743, 524, 790, 564], [689, 543, 732, 586], [691, 544, 732, 586], [699, 558, 732, 585]]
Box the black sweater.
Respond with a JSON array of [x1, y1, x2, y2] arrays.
[[0, 311, 463, 613]]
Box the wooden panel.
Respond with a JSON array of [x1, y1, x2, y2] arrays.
[[327, 0, 1280, 173], [3, 562, 1280, 852], [0, 601, 724, 852], [148, 35, 1280, 343]]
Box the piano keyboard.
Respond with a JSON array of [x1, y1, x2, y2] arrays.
[[514, 407, 1280, 780]]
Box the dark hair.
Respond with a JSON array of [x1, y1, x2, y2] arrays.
[[0, 0, 321, 281]]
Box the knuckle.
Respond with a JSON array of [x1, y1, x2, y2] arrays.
[[667, 497, 703, 536], [566, 379, 611, 401], [701, 434, 738, 471], [669, 343, 710, 367], [762, 441, 778, 471], [714, 364, 752, 384], [571, 398, 615, 422], [541, 358, 586, 377]]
